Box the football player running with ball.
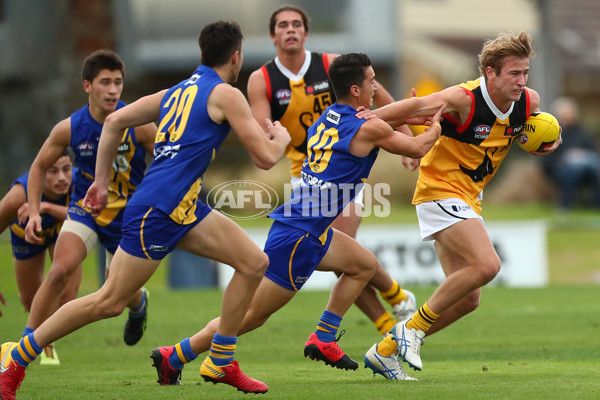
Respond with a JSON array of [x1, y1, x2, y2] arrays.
[[364, 32, 562, 379]]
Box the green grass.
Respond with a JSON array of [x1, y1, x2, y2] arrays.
[[1, 203, 600, 399], [1, 285, 599, 399]]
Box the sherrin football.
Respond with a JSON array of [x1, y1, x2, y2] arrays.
[[517, 112, 560, 152]]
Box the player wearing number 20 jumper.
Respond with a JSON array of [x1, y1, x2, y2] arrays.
[[123, 66, 229, 232], [1, 22, 291, 398]]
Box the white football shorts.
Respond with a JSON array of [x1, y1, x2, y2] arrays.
[[415, 198, 484, 241]]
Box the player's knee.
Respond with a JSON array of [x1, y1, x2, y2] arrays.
[[46, 262, 76, 289], [358, 253, 379, 280], [239, 251, 269, 281], [342, 251, 378, 278], [479, 256, 501, 285]]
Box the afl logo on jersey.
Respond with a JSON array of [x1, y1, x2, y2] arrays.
[[473, 125, 491, 139], [275, 89, 291, 105], [77, 142, 94, 156]]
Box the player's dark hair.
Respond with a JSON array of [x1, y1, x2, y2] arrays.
[[59, 149, 71, 159], [199, 21, 243, 68], [328, 53, 372, 99], [479, 31, 536, 76], [81, 49, 125, 82], [269, 5, 310, 35]]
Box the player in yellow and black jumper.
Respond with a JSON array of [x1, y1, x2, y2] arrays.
[[367, 32, 563, 376], [248, 4, 419, 338]]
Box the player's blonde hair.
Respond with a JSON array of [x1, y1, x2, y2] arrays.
[[478, 32, 536, 76]]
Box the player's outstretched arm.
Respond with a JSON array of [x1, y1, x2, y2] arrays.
[[351, 105, 446, 159], [213, 84, 291, 169], [373, 87, 467, 128]]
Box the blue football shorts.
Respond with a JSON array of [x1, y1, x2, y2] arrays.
[[67, 202, 123, 253], [119, 202, 212, 260], [10, 230, 56, 260], [264, 220, 333, 291]]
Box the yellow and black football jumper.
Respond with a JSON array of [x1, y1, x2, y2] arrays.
[[413, 77, 532, 214], [261, 50, 336, 177]]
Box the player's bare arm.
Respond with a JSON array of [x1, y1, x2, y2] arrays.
[[247, 69, 273, 133], [18, 201, 67, 225], [0, 183, 26, 232], [374, 86, 469, 128], [25, 119, 71, 243], [209, 83, 291, 169], [350, 105, 445, 158]]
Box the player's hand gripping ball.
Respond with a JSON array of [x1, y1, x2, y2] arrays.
[[517, 112, 561, 152]]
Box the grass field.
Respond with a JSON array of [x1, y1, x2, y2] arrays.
[[1, 204, 600, 399]]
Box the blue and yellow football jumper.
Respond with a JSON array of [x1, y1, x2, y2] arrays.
[[68, 101, 147, 253], [265, 103, 377, 290], [120, 65, 229, 260]]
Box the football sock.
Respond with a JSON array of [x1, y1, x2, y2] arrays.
[[315, 310, 342, 342], [128, 289, 147, 318], [380, 281, 407, 306], [376, 335, 398, 358], [374, 311, 396, 335], [11, 333, 42, 367], [208, 333, 236, 367], [170, 337, 198, 370], [406, 302, 439, 333], [22, 326, 34, 337]]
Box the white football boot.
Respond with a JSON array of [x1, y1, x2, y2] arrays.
[[364, 343, 417, 381]]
